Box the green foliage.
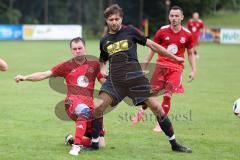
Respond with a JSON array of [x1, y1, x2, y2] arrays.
[[0, 0, 239, 36]]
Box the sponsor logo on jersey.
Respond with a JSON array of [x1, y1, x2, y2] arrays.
[[77, 75, 89, 87], [105, 39, 130, 55], [192, 26, 197, 32], [167, 44, 178, 54]]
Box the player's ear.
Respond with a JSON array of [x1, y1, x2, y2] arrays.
[[181, 14, 184, 20]]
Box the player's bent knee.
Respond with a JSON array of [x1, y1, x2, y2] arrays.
[[75, 103, 92, 120]]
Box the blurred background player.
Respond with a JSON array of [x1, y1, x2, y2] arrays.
[[94, 4, 192, 153], [14, 37, 106, 156], [0, 58, 8, 71], [187, 12, 204, 58], [132, 6, 196, 133]]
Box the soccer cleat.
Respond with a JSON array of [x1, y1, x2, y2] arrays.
[[90, 142, 99, 150], [172, 143, 192, 153], [69, 144, 81, 156], [65, 134, 74, 145], [132, 109, 145, 124], [152, 124, 162, 133]]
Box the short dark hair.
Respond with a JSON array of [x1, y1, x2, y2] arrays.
[[170, 5, 183, 14], [69, 37, 86, 48], [104, 4, 123, 19]]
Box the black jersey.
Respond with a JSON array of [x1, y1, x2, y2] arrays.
[[99, 25, 147, 81]]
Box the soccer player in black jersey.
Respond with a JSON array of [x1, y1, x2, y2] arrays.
[[94, 4, 192, 153]]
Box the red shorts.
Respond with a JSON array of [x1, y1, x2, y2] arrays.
[[64, 96, 94, 121], [150, 65, 184, 94], [64, 96, 105, 136]]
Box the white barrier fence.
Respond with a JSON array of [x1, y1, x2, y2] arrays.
[[220, 28, 240, 44], [0, 24, 82, 40]]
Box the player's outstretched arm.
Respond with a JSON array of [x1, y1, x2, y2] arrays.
[[145, 39, 184, 63], [0, 58, 8, 71], [14, 70, 53, 83], [187, 48, 196, 82]]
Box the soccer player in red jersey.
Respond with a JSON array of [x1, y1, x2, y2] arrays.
[[132, 6, 196, 133], [187, 12, 204, 57], [0, 58, 8, 71], [14, 37, 106, 156]]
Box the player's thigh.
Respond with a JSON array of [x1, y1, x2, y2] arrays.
[[95, 92, 113, 108], [94, 92, 114, 118], [167, 70, 183, 90], [150, 65, 168, 91]]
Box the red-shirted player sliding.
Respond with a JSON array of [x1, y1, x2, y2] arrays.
[[14, 37, 106, 156], [132, 6, 196, 132], [187, 12, 204, 58]]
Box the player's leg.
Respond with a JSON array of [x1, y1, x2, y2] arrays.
[[132, 104, 148, 124], [65, 100, 92, 156], [153, 93, 171, 132], [153, 69, 183, 132], [94, 92, 113, 118], [145, 96, 192, 153], [90, 117, 104, 149], [132, 65, 166, 124]]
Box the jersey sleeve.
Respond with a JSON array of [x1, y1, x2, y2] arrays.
[[99, 39, 109, 62], [153, 29, 162, 44], [95, 62, 104, 81], [51, 62, 67, 77], [97, 72, 104, 81], [186, 34, 194, 49], [129, 25, 147, 46]]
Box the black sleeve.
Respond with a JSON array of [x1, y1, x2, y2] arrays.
[[129, 25, 147, 46], [99, 39, 109, 62]]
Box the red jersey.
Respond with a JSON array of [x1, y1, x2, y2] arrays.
[[187, 19, 204, 44], [51, 58, 103, 99], [153, 25, 193, 70]]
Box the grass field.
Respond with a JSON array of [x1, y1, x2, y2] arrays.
[[0, 40, 240, 160], [203, 11, 240, 28]]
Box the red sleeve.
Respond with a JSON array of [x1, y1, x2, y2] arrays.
[[95, 62, 104, 81], [97, 72, 104, 81], [51, 62, 67, 77], [153, 29, 162, 44], [186, 34, 194, 49]]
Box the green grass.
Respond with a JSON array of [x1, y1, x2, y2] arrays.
[[203, 11, 240, 27], [0, 40, 240, 160]]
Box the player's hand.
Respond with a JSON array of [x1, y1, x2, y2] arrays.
[[100, 70, 108, 78], [188, 71, 196, 83], [14, 75, 26, 83], [175, 57, 185, 63]]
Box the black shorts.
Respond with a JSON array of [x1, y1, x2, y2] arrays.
[[100, 76, 152, 107]]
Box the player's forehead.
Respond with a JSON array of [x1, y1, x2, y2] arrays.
[[107, 13, 122, 20], [169, 9, 182, 16], [193, 12, 199, 17], [71, 41, 84, 48]]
